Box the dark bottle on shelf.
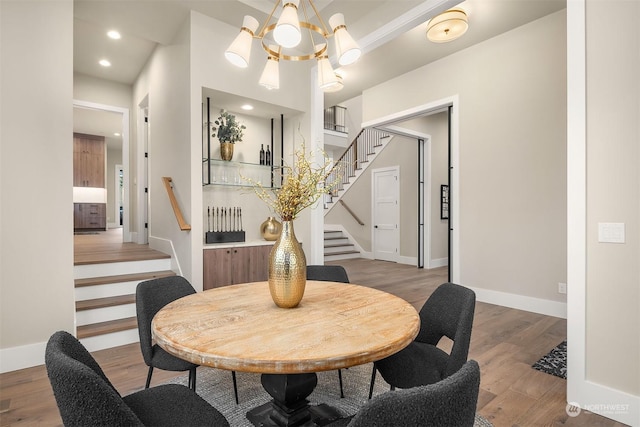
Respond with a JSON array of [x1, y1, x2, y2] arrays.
[[259, 144, 265, 165], [265, 145, 271, 166]]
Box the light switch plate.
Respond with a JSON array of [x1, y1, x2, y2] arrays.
[[598, 222, 625, 243]]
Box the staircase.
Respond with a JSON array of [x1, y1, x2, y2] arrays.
[[74, 252, 175, 352], [322, 128, 392, 260], [324, 128, 392, 211], [324, 230, 360, 261]]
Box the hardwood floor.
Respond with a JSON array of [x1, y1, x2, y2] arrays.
[[73, 228, 168, 265], [0, 256, 626, 426]]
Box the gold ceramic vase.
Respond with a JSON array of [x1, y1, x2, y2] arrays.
[[260, 217, 282, 241], [268, 220, 306, 308], [220, 142, 234, 161]]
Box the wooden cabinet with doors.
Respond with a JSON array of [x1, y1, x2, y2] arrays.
[[74, 203, 106, 230], [73, 133, 105, 188], [203, 244, 272, 290]]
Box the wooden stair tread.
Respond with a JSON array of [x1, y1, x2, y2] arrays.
[[77, 317, 138, 339], [76, 294, 136, 311], [75, 270, 176, 287], [324, 243, 354, 248]]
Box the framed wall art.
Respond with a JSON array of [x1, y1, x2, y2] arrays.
[[441, 184, 449, 220]]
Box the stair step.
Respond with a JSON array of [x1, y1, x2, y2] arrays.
[[77, 317, 138, 339], [76, 294, 135, 311], [326, 250, 360, 256], [324, 243, 354, 248], [75, 270, 176, 288]]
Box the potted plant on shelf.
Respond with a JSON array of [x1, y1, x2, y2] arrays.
[[212, 109, 246, 161]]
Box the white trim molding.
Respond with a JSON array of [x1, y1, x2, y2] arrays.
[[471, 286, 567, 319], [0, 341, 47, 373], [566, 1, 639, 425]]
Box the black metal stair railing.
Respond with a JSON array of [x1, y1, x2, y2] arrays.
[[325, 128, 389, 203]]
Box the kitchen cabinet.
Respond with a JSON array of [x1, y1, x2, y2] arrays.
[[73, 133, 105, 188], [203, 244, 272, 290], [74, 203, 106, 230]]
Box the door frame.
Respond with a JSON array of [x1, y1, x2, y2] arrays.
[[362, 95, 460, 282], [73, 99, 131, 242], [371, 166, 400, 262]]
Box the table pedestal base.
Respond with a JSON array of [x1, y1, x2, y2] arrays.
[[246, 373, 343, 427]]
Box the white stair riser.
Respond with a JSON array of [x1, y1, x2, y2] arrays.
[[74, 259, 171, 279], [76, 304, 136, 326], [323, 232, 344, 239], [325, 238, 350, 245], [325, 252, 361, 261], [75, 280, 140, 301], [325, 246, 355, 254], [80, 329, 139, 353]]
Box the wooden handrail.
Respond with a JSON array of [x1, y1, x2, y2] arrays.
[[339, 200, 365, 226], [162, 177, 191, 231]]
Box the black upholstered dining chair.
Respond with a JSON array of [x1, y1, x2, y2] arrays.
[[136, 275, 239, 403], [45, 330, 230, 427], [369, 282, 476, 398], [328, 359, 481, 427], [306, 264, 350, 398]]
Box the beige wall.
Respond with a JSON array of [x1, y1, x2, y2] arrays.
[[585, 0, 639, 398], [362, 10, 568, 304], [0, 1, 75, 369]]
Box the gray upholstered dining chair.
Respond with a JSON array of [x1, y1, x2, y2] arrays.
[[136, 275, 239, 403], [45, 330, 230, 427], [369, 282, 476, 398], [306, 264, 350, 398], [328, 359, 481, 427]]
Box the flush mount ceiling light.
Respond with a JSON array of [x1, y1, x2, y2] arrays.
[[99, 59, 111, 67], [426, 9, 468, 43], [225, 0, 361, 92]]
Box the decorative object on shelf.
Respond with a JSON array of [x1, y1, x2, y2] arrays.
[[205, 206, 246, 243], [245, 130, 344, 308], [260, 144, 265, 165], [224, 0, 361, 92], [265, 145, 271, 166], [426, 9, 468, 43], [212, 110, 246, 161], [260, 216, 282, 241]]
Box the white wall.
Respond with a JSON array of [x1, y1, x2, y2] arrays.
[[362, 11, 568, 306], [0, 0, 75, 371], [133, 17, 193, 279]]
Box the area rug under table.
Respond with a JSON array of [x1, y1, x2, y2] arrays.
[[532, 340, 567, 379], [164, 362, 493, 427]]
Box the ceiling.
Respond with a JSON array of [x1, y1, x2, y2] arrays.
[[73, 0, 566, 148]]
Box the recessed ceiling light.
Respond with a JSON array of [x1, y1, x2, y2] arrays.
[[241, 104, 254, 111], [114, 132, 121, 136], [107, 30, 121, 40], [99, 59, 111, 67]]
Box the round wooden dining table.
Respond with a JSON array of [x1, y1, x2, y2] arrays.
[[152, 280, 419, 427]]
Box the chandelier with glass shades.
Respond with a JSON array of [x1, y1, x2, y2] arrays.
[[225, 0, 361, 92]]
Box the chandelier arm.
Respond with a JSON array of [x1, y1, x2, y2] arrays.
[[299, 0, 315, 46], [256, 0, 282, 38], [308, 0, 331, 37]]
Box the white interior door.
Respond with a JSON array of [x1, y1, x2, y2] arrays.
[[372, 167, 399, 262]]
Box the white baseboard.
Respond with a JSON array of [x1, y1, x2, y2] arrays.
[[470, 286, 567, 319], [148, 235, 182, 275], [569, 378, 640, 426], [0, 341, 47, 373], [429, 257, 448, 268], [397, 255, 417, 266]]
